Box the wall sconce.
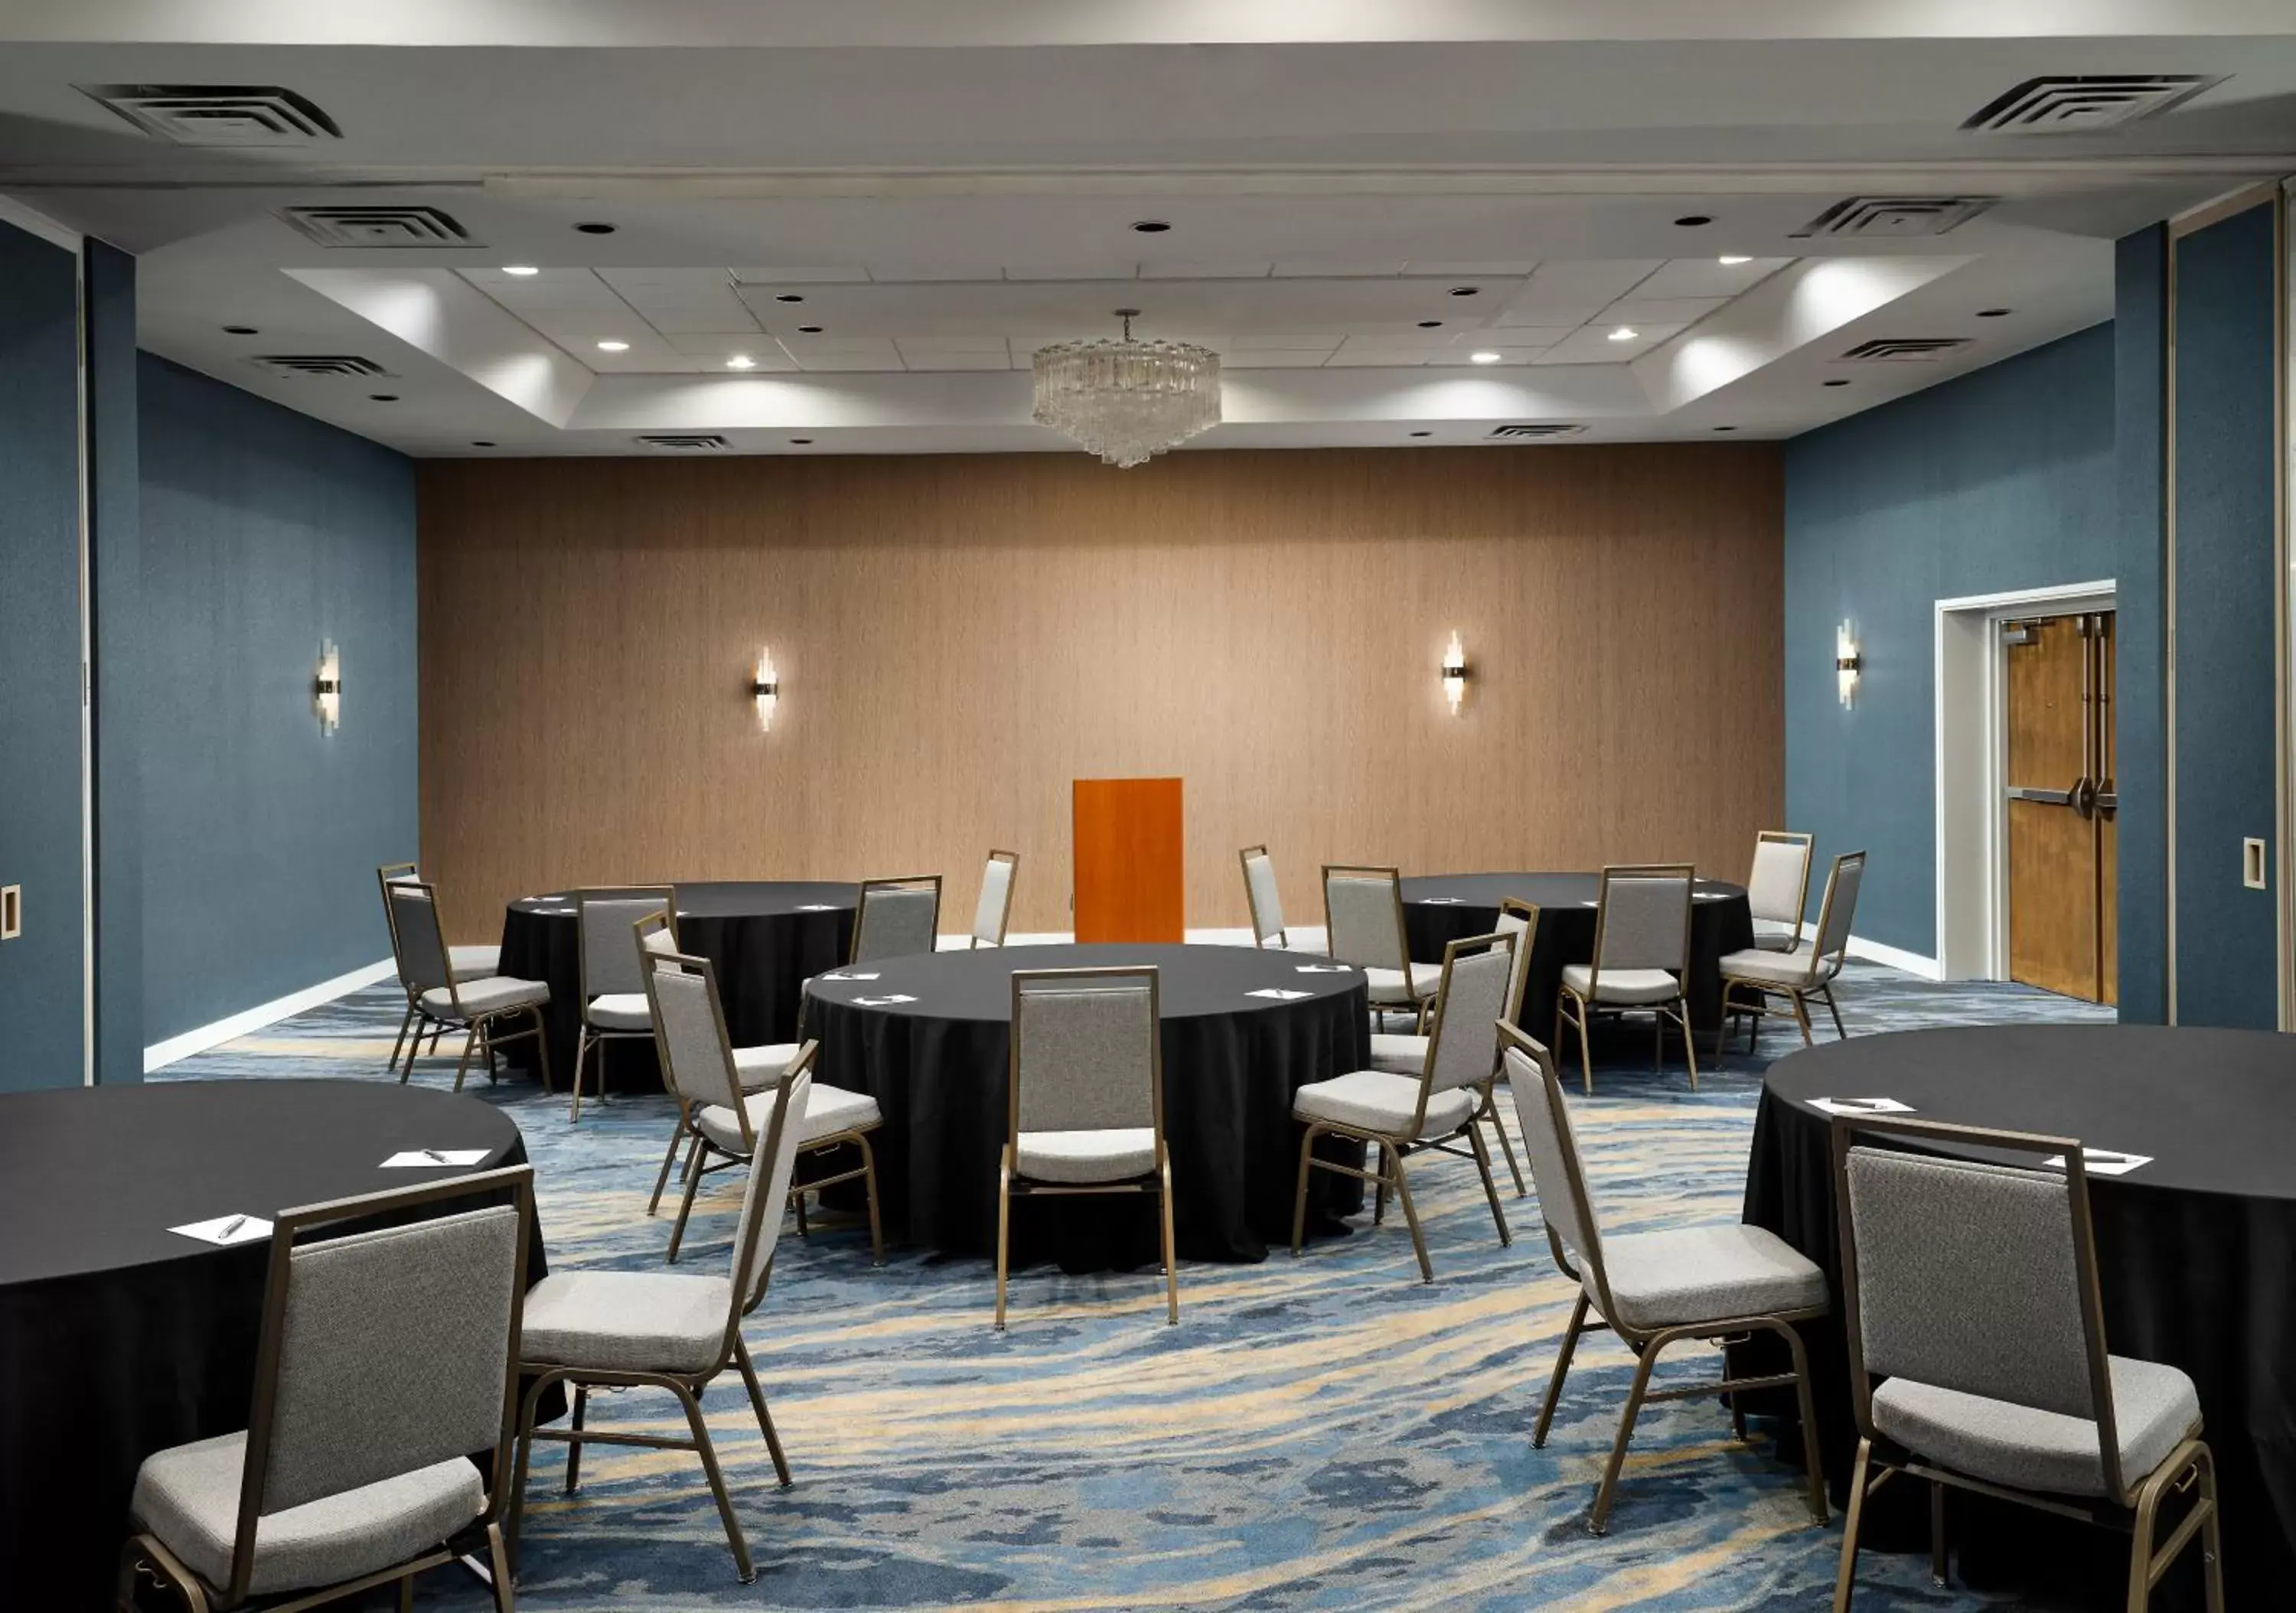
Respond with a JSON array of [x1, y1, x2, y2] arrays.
[[314, 640, 341, 735], [752, 648, 779, 732], [1836, 621, 1861, 709], [1441, 631, 1469, 715]]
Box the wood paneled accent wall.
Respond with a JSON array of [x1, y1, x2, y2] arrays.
[[418, 447, 1782, 940]]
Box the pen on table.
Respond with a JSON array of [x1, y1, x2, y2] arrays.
[[422, 1148, 450, 1164], [219, 1215, 246, 1240]]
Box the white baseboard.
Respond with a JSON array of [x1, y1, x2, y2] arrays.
[[144, 958, 398, 1073], [1846, 934, 1942, 980]]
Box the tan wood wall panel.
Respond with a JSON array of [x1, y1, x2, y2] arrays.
[[418, 447, 1783, 941]]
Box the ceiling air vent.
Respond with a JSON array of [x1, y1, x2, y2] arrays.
[[1793, 196, 1994, 239], [252, 355, 393, 380], [635, 434, 732, 452], [79, 83, 341, 146], [276, 205, 478, 249], [1486, 423, 1587, 440], [1962, 75, 2223, 133], [1838, 338, 1971, 363]]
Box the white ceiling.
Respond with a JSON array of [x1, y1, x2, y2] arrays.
[[1, 3, 2291, 457]]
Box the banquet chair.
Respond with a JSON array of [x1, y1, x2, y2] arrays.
[[1501, 1022, 1828, 1536], [1746, 831, 1815, 953], [1372, 897, 1538, 1197], [383, 878, 551, 1093], [1323, 864, 1440, 1030], [1289, 930, 1518, 1282], [852, 874, 943, 962], [644, 947, 884, 1265], [1554, 864, 1698, 1093], [377, 863, 504, 1073], [1717, 850, 1865, 1055], [969, 850, 1019, 947], [569, 885, 674, 1123], [119, 1166, 535, 1613], [997, 966, 1178, 1329], [512, 1053, 814, 1585], [1240, 844, 1301, 950], [1828, 1114, 2219, 1612]]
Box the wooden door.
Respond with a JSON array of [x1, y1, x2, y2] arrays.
[[1073, 777, 1186, 942], [2004, 613, 2116, 1002]]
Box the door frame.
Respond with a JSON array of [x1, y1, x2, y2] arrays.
[[1935, 579, 2116, 982]]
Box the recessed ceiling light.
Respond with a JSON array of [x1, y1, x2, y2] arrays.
[[1718, 256, 1753, 266], [789, 437, 814, 445], [1469, 350, 1502, 364], [1675, 214, 1713, 227], [1977, 308, 2012, 318], [726, 354, 756, 370], [222, 324, 259, 335], [470, 440, 496, 448], [1608, 327, 1639, 342], [502, 266, 540, 276], [1448, 285, 1481, 298], [574, 221, 616, 235], [1417, 320, 1444, 329], [1824, 379, 1850, 387], [1409, 430, 1433, 438], [1130, 220, 1172, 233], [368, 393, 398, 402], [775, 293, 804, 303], [595, 340, 630, 352], [796, 324, 824, 334]]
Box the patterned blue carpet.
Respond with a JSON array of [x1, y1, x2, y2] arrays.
[[157, 962, 2108, 1611]]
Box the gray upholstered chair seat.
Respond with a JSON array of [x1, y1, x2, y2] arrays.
[[584, 991, 652, 1030], [1750, 918, 1802, 953], [520, 1269, 732, 1376], [447, 943, 501, 981], [1870, 1356, 2200, 1499], [1362, 961, 1444, 1003], [1718, 943, 1835, 988], [419, 976, 549, 1018], [1591, 1224, 1829, 1331], [1560, 963, 1680, 1005], [732, 1042, 804, 1088], [697, 1082, 881, 1153], [129, 1430, 481, 1597], [1292, 1070, 1476, 1138], [1016, 1126, 1157, 1184], [1368, 1031, 1429, 1074]]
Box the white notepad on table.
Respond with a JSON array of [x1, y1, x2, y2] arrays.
[[1807, 1097, 1915, 1117], [1247, 988, 1313, 1001], [170, 1214, 272, 1246], [2044, 1148, 2152, 1176], [380, 1148, 491, 1168]]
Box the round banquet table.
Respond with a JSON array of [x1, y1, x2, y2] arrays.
[[1744, 1025, 2296, 1609], [496, 880, 857, 1093], [0, 1080, 540, 1611], [1401, 873, 1753, 1038], [805, 943, 1372, 1268]]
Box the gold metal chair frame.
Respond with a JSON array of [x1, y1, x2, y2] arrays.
[[851, 873, 944, 963], [1289, 931, 1518, 1284], [569, 884, 676, 1123], [385, 875, 549, 1094], [1751, 829, 1816, 950], [1828, 1113, 2223, 1613], [970, 850, 1019, 948], [641, 940, 884, 1266], [1717, 849, 1864, 1055], [510, 1045, 817, 1587], [377, 862, 458, 1074], [118, 1167, 536, 1613], [1239, 843, 1290, 949], [1321, 862, 1433, 1030], [1475, 897, 1541, 1198], [1553, 862, 1699, 1093], [1502, 1022, 1827, 1534], [996, 966, 1179, 1330]]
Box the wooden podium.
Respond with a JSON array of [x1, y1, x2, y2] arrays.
[[1072, 777, 1185, 943]]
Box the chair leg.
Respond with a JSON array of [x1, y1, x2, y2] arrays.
[[1831, 1437, 1874, 1613], [1373, 1161, 1388, 1226], [2198, 1442, 2226, 1613], [1821, 983, 1848, 1039], [1574, 998, 1596, 1095], [993, 1146, 1013, 1329], [1465, 1123, 1512, 1246], [1589, 1340, 1662, 1535], [1534, 1292, 1589, 1448], [1159, 1157, 1180, 1325], [794, 1183, 810, 1239], [1788, 990, 1817, 1047], [666, 1137, 709, 1263], [857, 1132, 885, 1266], [388, 1002, 416, 1075], [507, 1373, 556, 1565], [1387, 1144, 1433, 1283], [1712, 990, 1733, 1063], [485, 1519, 516, 1613], [672, 1381, 754, 1584], [563, 1385, 588, 1493], [400, 1574, 414, 1613], [1480, 1082, 1527, 1196], [1676, 997, 1699, 1092], [1779, 1321, 1827, 1525], [1289, 1125, 1319, 1256], [452, 1025, 482, 1093], [735, 1335, 794, 1487], [649, 1108, 691, 1216], [530, 1007, 555, 1095], [1929, 1478, 1948, 1587]]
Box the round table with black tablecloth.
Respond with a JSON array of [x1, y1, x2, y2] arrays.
[[805, 943, 1371, 1269], [1744, 1025, 2296, 1610], [0, 1080, 543, 1612], [496, 881, 857, 1093], [1401, 873, 1753, 1039]]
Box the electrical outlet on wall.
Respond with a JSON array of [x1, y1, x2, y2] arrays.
[[0, 885, 20, 940]]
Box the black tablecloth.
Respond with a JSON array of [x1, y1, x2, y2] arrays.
[[496, 881, 856, 1092], [0, 1080, 539, 1611], [1401, 873, 1753, 1036], [1745, 1025, 2296, 1608], [806, 943, 1371, 1268]]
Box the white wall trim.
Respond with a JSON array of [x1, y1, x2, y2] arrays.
[[0, 193, 81, 252], [143, 958, 397, 1073], [1847, 934, 1942, 979]]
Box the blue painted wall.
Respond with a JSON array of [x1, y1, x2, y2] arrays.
[[86, 240, 143, 1083], [2114, 226, 2170, 1024], [138, 356, 419, 1044], [0, 217, 88, 1092], [1782, 324, 2119, 957]]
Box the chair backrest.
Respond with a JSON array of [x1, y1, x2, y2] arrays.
[[728, 1049, 816, 1321], [1322, 865, 1408, 974], [1009, 966, 1162, 1142], [1495, 898, 1540, 1025], [853, 875, 942, 963], [1240, 845, 1287, 947], [970, 852, 1019, 947], [642, 947, 746, 1121], [1831, 1115, 2123, 1495], [1499, 1022, 1609, 1299], [1810, 850, 1867, 966], [383, 878, 454, 998], [576, 885, 673, 1000], [1746, 831, 1814, 928], [634, 907, 680, 961], [1420, 933, 1517, 1099], [1591, 864, 1693, 976], [231, 1167, 534, 1604]]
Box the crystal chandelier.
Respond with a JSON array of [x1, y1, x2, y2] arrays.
[[1031, 309, 1221, 468]]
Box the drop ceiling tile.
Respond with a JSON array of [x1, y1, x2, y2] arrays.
[[895, 350, 1010, 370], [1600, 297, 1730, 327], [1633, 257, 1792, 298], [666, 334, 796, 366], [729, 266, 872, 285], [1223, 350, 1332, 367], [1427, 347, 1542, 366], [1497, 259, 1664, 324], [1270, 262, 1405, 278], [1213, 333, 1345, 351], [1140, 262, 1274, 279], [1002, 263, 1141, 281], [790, 350, 908, 372], [867, 264, 1005, 282], [1339, 333, 1461, 353], [1470, 323, 1577, 346], [1322, 349, 1430, 367], [1532, 323, 1688, 364], [893, 336, 1011, 354], [596, 267, 733, 294], [1402, 261, 1538, 276]]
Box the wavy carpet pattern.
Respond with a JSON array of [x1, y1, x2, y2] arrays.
[[157, 962, 2107, 1611]]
